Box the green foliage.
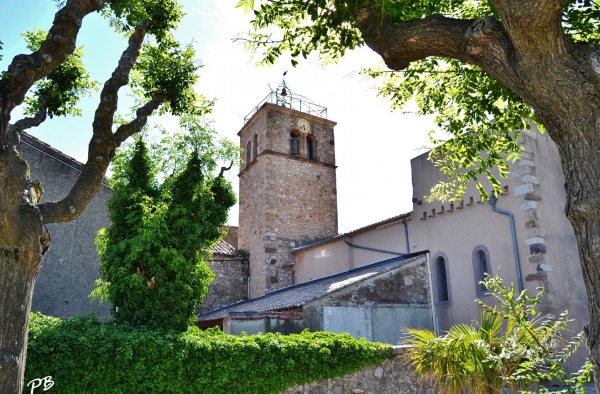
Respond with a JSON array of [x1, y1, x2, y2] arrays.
[[240, 0, 363, 66], [102, 0, 184, 43], [244, 1, 600, 62], [402, 275, 592, 394], [564, 0, 600, 45], [26, 313, 393, 394], [362, 58, 535, 201], [132, 38, 200, 116], [21, 28, 98, 118], [242, 0, 600, 201], [95, 118, 237, 331]]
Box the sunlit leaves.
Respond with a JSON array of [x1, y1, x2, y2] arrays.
[[564, 0, 600, 44], [404, 275, 592, 394], [102, 0, 184, 43], [235, 0, 255, 14], [21, 28, 98, 119], [364, 58, 535, 201], [132, 38, 199, 116], [242, 0, 363, 66], [381, 0, 495, 22]]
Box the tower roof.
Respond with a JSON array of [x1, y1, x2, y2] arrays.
[[243, 79, 327, 124]]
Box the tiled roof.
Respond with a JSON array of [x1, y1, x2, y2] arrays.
[[291, 212, 412, 253], [197, 251, 428, 322], [209, 238, 242, 257]]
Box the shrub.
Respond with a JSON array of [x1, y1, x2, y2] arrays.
[[25, 313, 393, 393], [402, 274, 592, 394]]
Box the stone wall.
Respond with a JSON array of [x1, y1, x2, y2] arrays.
[[281, 346, 436, 394], [321, 261, 431, 306], [19, 134, 112, 319], [238, 155, 268, 296], [238, 103, 339, 297], [198, 256, 249, 315], [225, 258, 433, 343]]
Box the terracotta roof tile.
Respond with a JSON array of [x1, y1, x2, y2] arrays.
[[209, 239, 241, 257]]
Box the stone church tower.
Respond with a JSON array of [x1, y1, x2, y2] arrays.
[[238, 86, 338, 297]]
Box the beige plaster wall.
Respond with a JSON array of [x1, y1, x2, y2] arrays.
[[409, 129, 587, 368], [293, 129, 587, 369], [294, 220, 410, 284]]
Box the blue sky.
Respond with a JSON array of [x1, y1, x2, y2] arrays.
[[1, 0, 436, 232]]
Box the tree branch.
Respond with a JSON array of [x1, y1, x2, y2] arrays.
[[38, 20, 156, 224], [10, 91, 52, 134], [491, 0, 568, 59], [356, 13, 466, 69], [113, 92, 168, 144], [353, 8, 540, 105], [0, 0, 108, 132]]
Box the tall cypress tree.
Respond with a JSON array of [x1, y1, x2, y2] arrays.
[[95, 136, 236, 331]]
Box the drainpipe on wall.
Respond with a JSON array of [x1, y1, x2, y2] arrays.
[[402, 219, 410, 253], [425, 253, 440, 336], [342, 236, 405, 256], [488, 194, 524, 292]]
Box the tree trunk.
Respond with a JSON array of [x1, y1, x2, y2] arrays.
[[552, 114, 600, 389], [0, 146, 49, 393]]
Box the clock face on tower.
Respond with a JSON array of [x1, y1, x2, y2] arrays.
[[297, 118, 311, 134]]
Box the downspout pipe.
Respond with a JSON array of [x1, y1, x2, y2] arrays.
[[343, 236, 404, 256], [425, 253, 440, 336], [488, 194, 524, 292], [402, 219, 410, 253]]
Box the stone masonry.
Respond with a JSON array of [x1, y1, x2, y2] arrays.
[[238, 103, 338, 297], [281, 346, 436, 394], [197, 255, 249, 315], [514, 128, 558, 314]]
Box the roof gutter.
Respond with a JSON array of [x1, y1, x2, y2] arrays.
[[488, 194, 524, 292], [343, 236, 404, 256]]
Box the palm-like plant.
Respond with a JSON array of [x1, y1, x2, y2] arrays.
[[402, 275, 591, 394]]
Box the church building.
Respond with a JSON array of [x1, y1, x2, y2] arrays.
[[24, 80, 589, 368], [198, 83, 589, 371]]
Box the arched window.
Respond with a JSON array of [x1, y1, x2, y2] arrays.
[[433, 253, 450, 304], [306, 135, 316, 160], [253, 134, 258, 160], [245, 141, 252, 165], [472, 246, 491, 296], [290, 132, 300, 157]]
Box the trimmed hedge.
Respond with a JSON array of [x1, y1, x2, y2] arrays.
[[25, 313, 393, 393]]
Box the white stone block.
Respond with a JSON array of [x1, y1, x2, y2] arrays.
[[520, 201, 538, 211], [514, 183, 534, 196], [526, 237, 545, 245], [521, 175, 539, 184], [518, 159, 535, 167], [512, 165, 532, 177]]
